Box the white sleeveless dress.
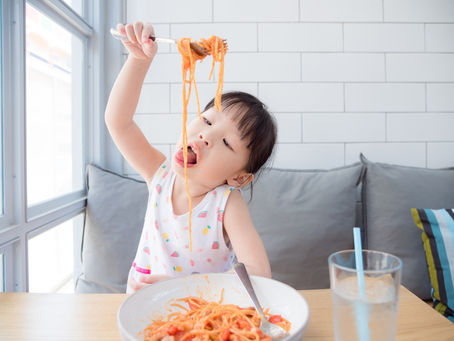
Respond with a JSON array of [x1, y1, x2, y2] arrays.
[[127, 161, 236, 292]]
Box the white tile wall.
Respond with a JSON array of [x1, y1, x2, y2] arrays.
[[386, 54, 454, 82], [301, 53, 385, 82], [344, 24, 424, 52], [345, 83, 425, 112], [120, 0, 454, 173], [427, 143, 454, 168], [214, 0, 299, 22], [302, 113, 385, 142], [426, 24, 454, 52], [259, 83, 344, 112], [427, 84, 454, 111], [259, 23, 343, 52], [301, 0, 383, 22], [274, 114, 302, 143], [345, 143, 426, 167], [384, 0, 454, 22], [387, 113, 454, 142]]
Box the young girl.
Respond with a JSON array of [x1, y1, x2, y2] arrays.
[[105, 22, 277, 293]]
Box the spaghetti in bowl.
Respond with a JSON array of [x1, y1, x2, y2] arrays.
[[117, 273, 309, 341]]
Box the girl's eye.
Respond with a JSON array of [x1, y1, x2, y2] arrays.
[[223, 138, 231, 149], [203, 117, 212, 126]]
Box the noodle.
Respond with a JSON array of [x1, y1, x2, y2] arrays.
[[177, 36, 227, 252], [143, 296, 291, 341]]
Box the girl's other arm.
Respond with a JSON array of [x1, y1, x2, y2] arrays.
[[223, 190, 272, 278], [105, 23, 165, 184]]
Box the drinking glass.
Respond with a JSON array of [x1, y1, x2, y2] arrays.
[[328, 250, 402, 341]]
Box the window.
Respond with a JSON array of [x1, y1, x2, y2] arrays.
[[25, 3, 84, 208], [28, 214, 83, 293], [0, 253, 4, 292], [62, 0, 84, 17], [0, 0, 3, 216], [0, 0, 102, 292]]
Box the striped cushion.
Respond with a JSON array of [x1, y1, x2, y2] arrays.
[[412, 208, 454, 322]]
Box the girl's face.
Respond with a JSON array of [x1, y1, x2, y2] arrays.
[[172, 107, 252, 190]]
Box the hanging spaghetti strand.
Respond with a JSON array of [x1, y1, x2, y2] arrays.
[[177, 36, 227, 252]]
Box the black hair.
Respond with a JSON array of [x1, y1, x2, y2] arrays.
[[203, 91, 277, 186]]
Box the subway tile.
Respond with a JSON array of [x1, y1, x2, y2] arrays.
[[214, 0, 299, 22], [259, 23, 342, 52], [387, 113, 454, 141], [170, 83, 258, 114], [345, 83, 425, 112], [302, 113, 385, 142], [386, 54, 454, 82], [274, 114, 302, 143], [127, 0, 212, 23], [301, 53, 385, 82], [223, 53, 301, 82], [384, 0, 454, 22], [170, 23, 257, 52], [145, 54, 214, 83], [301, 0, 383, 22], [427, 84, 454, 111], [344, 24, 424, 52], [134, 114, 181, 144], [345, 143, 426, 167], [426, 24, 454, 52], [272, 143, 345, 169], [136, 84, 170, 113], [259, 83, 344, 112], [427, 143, 454, 168]]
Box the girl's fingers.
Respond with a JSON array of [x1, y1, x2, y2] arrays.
[[141, 22, 155, 44], [133, 21, 143, 44], [116, 23, 125, 35], [125, 23, 138, 44]]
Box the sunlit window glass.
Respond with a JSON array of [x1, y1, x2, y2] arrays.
[[0, 2, 3, 216], [28, 214, 84, 293], [62, 0, 84, 17], [0, 254, 4, 292], [25, 4, 84, 206]]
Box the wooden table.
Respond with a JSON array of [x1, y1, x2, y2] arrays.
[[0, 286, 453, 340]]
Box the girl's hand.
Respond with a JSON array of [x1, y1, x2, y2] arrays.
[[117, 22, 158, 61], [127, 273, 172, 293]]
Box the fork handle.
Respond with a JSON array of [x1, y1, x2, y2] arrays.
[[234, 263, 267, 319], [110, 28, 176, 44]]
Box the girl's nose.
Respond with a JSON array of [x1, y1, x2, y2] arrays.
[[199, 133, 210, 147]]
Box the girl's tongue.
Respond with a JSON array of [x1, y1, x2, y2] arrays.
[[176, 147, 197, 165]]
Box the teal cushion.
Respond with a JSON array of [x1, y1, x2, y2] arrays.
[[412, 208, 454, 322]]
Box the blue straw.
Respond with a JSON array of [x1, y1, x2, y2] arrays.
[[353, 227, 370, 341]]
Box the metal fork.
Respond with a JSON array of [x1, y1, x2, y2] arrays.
[[110, 28, 208, 56], [234, 263, 288, 340]]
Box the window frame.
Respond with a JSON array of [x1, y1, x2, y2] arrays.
[[0, 0, 106, 292]]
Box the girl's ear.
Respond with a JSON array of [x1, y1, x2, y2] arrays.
[[227, 173, 254, 188]]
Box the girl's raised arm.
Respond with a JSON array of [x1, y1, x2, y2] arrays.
[[105, 23, 165, 184]]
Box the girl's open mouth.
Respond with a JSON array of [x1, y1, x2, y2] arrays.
[[175, 144, 198, 168]]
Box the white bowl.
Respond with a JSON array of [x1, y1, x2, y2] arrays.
[[117, 273, 310, 341]]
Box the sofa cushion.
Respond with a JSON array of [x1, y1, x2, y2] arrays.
[[76, 164, 148, 293], [361, 154, 454, 300], [412, 208, 454, 322], [243, 163, 364, 290]]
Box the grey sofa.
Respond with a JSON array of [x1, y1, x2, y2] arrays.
[[76, 154, 454, 301]]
